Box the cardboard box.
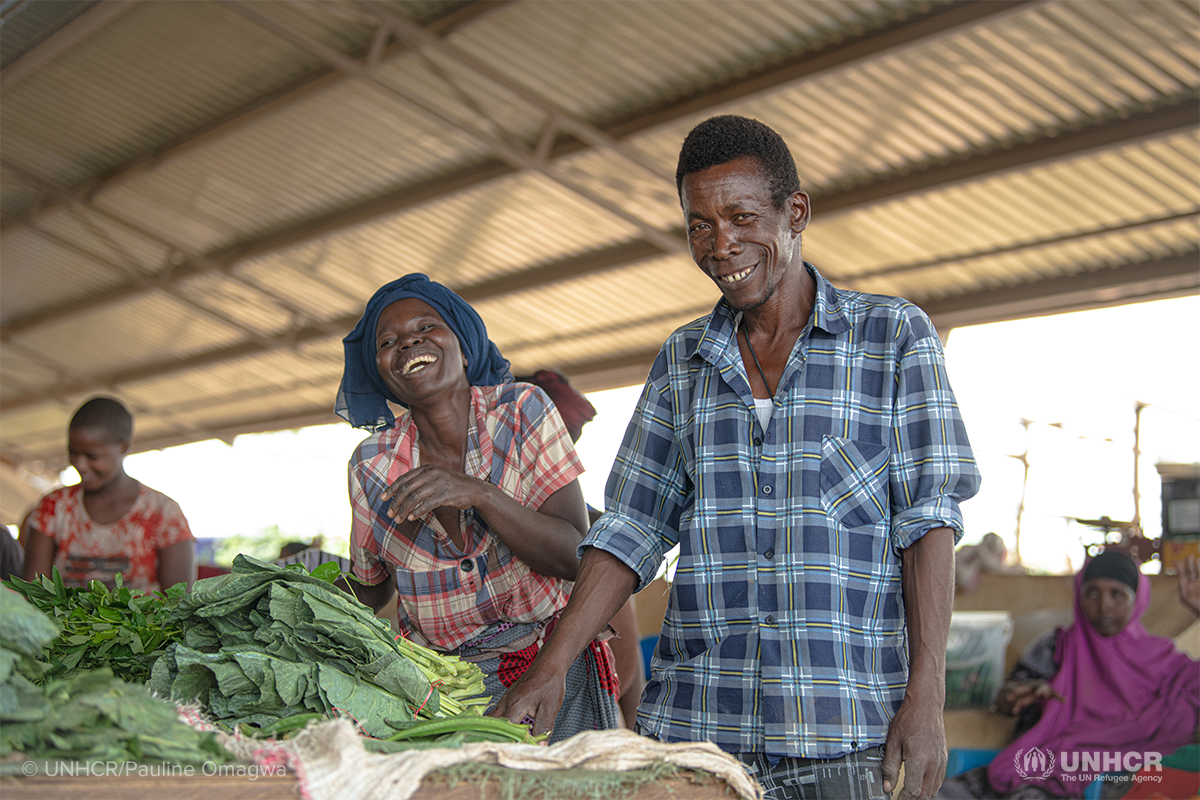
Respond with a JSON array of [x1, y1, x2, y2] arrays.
[[1162, 535, 1200, 572]]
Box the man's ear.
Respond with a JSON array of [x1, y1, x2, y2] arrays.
[[118, 438, 132, 456], [789, 190, 811, 235]]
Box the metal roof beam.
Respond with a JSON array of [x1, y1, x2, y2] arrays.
[[0, 240, 674, 412], [0, 173, 351, 341], [257, 96, 1191, 277], [12, 254, 1191, 458], [838, 211, 1200, 285], [818, 102, 1200, 214], [0, 0, 140, 92], [124, 410, 346, 458], [0, 0, 1054, 335], [4, 242, 1194, 412], [3, 0, 1029, 232], [4, 94, 1193, 341], [184, 0, 1043, 257], [917, 253, 1200, 329], [0, 239, 664, 411], [198, 94, 1196, 282], [0, 1, 511, 229], [356, 0, 673, 183], [227, 0, 688, 256]]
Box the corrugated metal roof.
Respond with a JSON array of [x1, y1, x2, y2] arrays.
[[0, 0, 95, 69], [1, 0, 1196, 477]]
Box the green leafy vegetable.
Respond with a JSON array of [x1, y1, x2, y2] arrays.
[[3, 569, 185, 684], [1, 667, 232, 766], [151, 555, 491, 739], [0, 588, 230, 767], [0, 586, 59, 661]]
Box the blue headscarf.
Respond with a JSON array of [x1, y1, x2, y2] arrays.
[[335, 274, 512, 431]]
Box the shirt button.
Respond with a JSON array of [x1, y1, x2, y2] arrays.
[[765, 615, 775, 625], [460, 559, 474, 572], [753, 438, 762, 447], [764, 549, 774, 560], [762, 484, 772, 495]]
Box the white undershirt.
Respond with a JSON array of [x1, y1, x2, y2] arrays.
[[734, 311, 775, 430], [754, 397, 773, 430], [735, 311, 775, 430]]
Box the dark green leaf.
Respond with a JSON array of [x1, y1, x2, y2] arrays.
[[308, 561, 342, 584]]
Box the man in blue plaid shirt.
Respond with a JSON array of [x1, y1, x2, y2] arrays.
[[494, 115, 980, 800]]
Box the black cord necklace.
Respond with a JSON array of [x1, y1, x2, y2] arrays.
[[741, 325, 772, 397]]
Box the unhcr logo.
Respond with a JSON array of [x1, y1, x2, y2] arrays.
[[1013, 747, 1056, 780], [1060, 751, 1162, 773]]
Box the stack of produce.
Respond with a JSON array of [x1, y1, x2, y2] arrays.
[[3, 569, 184, 683], [0, 587, 230, 766], [149, 555, 502, 740]]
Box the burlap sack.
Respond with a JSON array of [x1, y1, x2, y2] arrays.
[[220, 719, 762, 800]]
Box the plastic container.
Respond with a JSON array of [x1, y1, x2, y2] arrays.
[[944, 611, 1014, 709]]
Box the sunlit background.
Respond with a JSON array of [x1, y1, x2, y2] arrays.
[[44, 293, 1198, 575]]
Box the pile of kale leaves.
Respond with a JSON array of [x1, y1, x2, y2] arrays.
[[149, 554, 438, 739]]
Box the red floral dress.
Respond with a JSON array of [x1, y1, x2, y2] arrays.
[[33, 483, 193, 593]]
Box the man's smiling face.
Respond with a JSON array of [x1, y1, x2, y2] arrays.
[[681, 155, 809, 312]]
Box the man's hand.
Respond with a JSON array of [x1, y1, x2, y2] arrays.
[[886, 526, 956, 800], [488, 656, 568, 738], [1178, 555, 1200, 617], [882, 689, 947, 800], [490, 548, 639, 738]]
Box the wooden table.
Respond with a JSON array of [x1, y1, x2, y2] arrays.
[[3, 769, 739, 799]]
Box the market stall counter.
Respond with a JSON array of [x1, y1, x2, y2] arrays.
[[2, 726, 757, 800], [3, 771, 738, 800], [1, 560, 759, 800]]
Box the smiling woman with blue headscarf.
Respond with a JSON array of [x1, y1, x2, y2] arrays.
[[335, 274, 620, 742]]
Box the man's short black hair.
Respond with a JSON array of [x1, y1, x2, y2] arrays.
[[69, 396, 133, 443], [675, 115, 801, 209]]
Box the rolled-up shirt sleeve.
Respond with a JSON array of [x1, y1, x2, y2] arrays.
[[888, 317, 981, 551], [582, 356, 690, 591]]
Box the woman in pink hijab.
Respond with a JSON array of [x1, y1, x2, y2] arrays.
[[943, 550, 1199, 799]]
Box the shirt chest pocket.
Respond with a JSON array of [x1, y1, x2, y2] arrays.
[[819, 436, 890, 529]]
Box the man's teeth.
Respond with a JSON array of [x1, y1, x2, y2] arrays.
[[720, 267, 753, 283], [402, 355, 436, 375]]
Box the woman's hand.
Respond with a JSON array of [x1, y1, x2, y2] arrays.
[[381, 464, 588, 581], [381, 465, 489, 522], [995, 680, 1062, 715]]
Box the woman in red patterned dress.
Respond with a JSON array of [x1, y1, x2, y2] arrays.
[[21, 396, 195, 593]]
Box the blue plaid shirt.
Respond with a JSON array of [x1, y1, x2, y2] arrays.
[[583, 266, 980, 758]]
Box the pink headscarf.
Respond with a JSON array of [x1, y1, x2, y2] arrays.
[[987, 560, 1199, 797]]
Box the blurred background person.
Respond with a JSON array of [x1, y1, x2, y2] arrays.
[[940, 550, 1199, 799], [21, 396, 195, 592]]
